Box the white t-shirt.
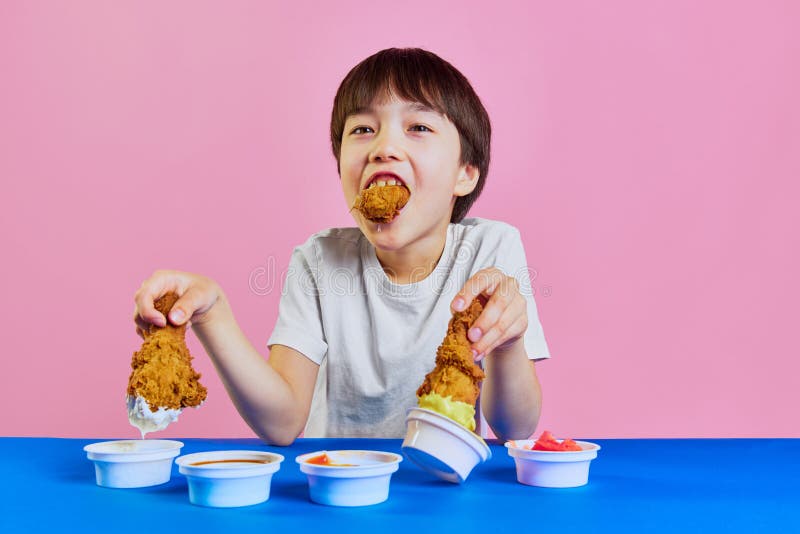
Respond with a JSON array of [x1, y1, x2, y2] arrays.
[[267, 217, 551, 438]]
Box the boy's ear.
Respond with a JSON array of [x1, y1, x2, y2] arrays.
[[454, 163, 480, 197]]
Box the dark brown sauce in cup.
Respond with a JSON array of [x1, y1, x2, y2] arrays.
[[190, 459, 272, 466]]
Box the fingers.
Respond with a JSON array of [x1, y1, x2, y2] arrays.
[[168, 286, 212, 326], [451, 268, 504, 313], [133, 270, 190, 328], [465, 273, 519, 341], [474, 315, 528, 361], [134, 313, 153, 337], [468, 299, 527, 355], [133, 270, 218, 333], [462, 274, 527, 359]]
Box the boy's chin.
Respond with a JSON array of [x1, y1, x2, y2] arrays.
[[362, 219, 405, 248]]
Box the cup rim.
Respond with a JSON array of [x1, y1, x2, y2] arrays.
[[175, 450, 285, 469], [505, 439, 601, 454], [295, 450, 403, 475], [84, 440, 184, 462]]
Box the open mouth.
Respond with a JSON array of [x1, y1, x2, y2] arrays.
[[363, 173, 409, 191], [352, 173, 410, 224]]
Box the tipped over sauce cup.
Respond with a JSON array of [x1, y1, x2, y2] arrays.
[[402, 407, 490, 484]]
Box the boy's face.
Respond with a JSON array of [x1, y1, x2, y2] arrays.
[[340, 96, 479, 251]]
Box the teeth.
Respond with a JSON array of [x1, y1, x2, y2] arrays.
[[366, 176, 404, 189]]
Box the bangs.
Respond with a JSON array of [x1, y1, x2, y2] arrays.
[[331, 48, 478, 143], [335, 62, 450, 123]]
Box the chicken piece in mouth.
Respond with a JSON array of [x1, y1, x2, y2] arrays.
[[351, 177, 410, 224]]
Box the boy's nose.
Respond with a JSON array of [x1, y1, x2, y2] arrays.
[[369, 130, 403, 162]]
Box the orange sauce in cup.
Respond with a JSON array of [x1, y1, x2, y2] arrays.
[[305, 453, 356, 466]]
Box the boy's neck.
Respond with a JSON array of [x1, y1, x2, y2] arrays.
[[374, 220, 450, 285]]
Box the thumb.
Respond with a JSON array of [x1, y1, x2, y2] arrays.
[[168, 287, 206, 326]]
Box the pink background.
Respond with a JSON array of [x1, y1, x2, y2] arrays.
[[1, 1, 798, 439]]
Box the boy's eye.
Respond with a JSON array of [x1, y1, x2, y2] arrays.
[[348, 124, 432, 135]]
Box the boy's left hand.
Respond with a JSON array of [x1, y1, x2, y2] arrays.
[[451, 267, 528, 361]]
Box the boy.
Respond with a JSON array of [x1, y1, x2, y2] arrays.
[[133, 48, 550, 444]]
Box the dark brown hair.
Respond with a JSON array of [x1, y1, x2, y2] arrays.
[[330, 48, 491, 223]]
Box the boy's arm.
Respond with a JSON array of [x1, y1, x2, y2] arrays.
[[192, 296, 318, 446], [480, 339, 542, 441]]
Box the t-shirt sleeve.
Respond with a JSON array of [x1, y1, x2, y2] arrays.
[[266, 240, 328, 365], [495, 226, 552, 361]]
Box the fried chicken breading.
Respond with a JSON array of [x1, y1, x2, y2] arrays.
[[351, 184, 410, 223], [417, 298, 486, 405], [127, 292, 207, 412]]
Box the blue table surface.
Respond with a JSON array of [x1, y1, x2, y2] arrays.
[[1, 437, 798, 532]]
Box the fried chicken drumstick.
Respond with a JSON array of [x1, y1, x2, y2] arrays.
[[127, 292, 207, 437], [417, 298, 486, 431], [352, 184, 410, 223]]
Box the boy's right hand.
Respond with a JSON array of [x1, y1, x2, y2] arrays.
[[133, 270, 223, 338]]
